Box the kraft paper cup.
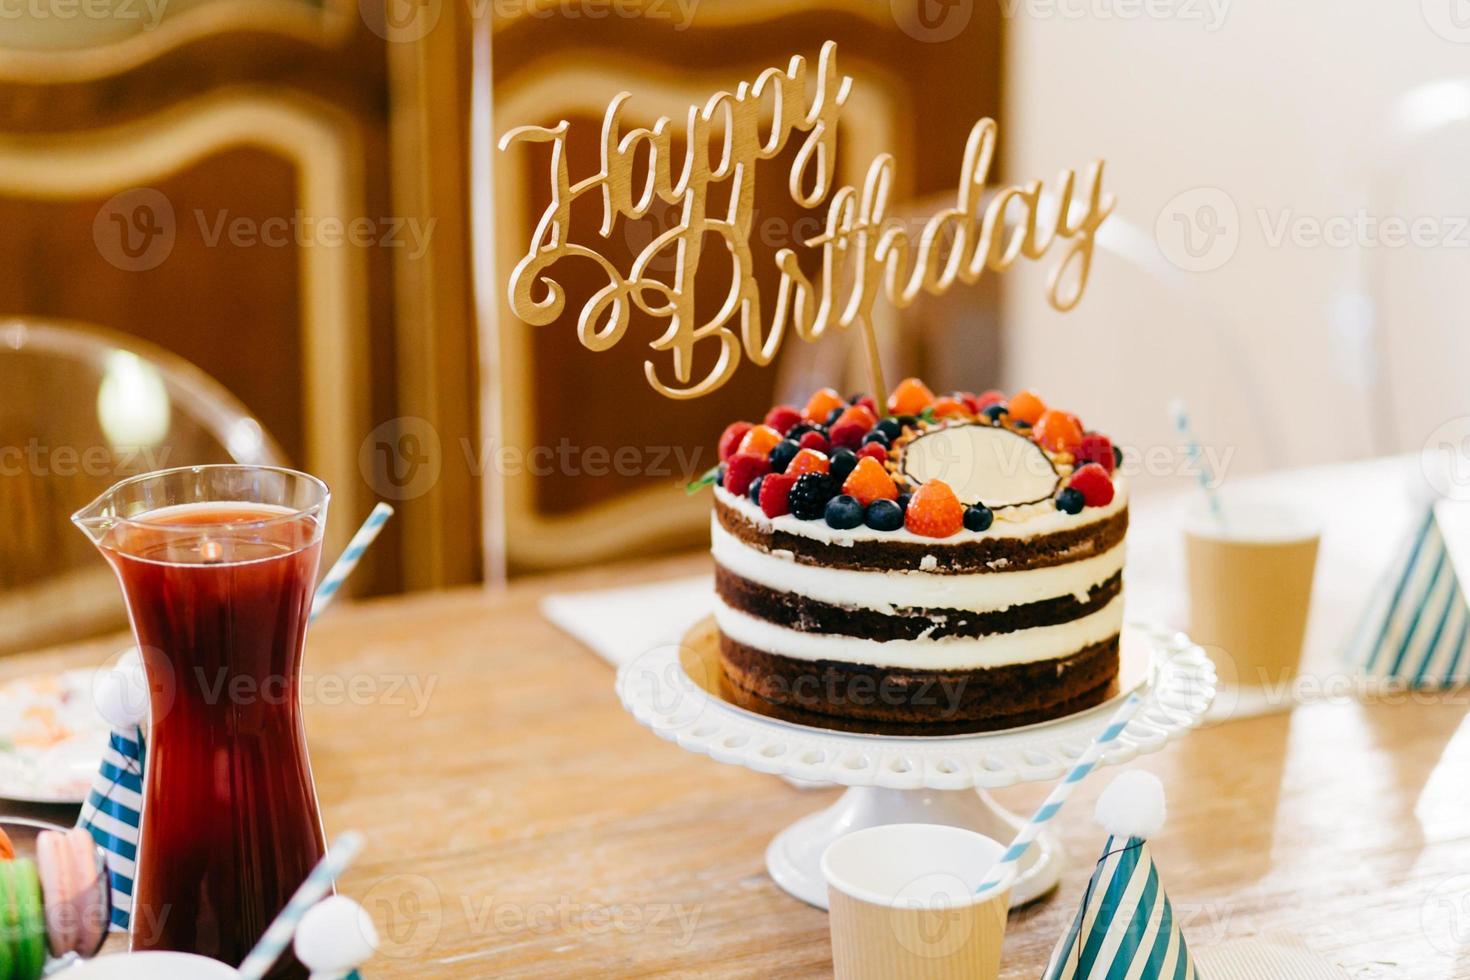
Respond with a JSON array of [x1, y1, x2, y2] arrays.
[[63, 952, 239, 978], [1184, 495, 1321, 690], [822, 823, 1013, 980]]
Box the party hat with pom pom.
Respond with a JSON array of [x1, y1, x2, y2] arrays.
[[1041, 770, 1199, 980], [295, 895, 378, 980], [1346, 502, 1470, 689], [77, 650, 149, 933]]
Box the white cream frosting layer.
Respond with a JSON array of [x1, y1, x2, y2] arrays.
[[711, 517, 1124, 615], [712, 477, 1127, 548], [714, 595, 1124, 670]]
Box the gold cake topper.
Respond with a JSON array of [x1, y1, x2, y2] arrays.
[[499, 41, 1114, 408]]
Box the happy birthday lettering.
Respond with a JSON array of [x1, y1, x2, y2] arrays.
[[499, 41, 1115, 403]]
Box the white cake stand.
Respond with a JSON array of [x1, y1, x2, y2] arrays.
[[616, 620, 1215, 910]]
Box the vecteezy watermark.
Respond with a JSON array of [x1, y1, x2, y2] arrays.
[[361, 0, 701, 42], [0, 440, 172, 478], [1258, 209, 1470, 251], [93, 189, 435, 271], [996, 0, 1229, 31], [1155, 187, 1240, 273], [1009, 892, 1238, 946], [903, 431, 1235, 488], [91, 655, 441, 723], [357, 416, 711, 502], [187, 668, 440, 718], [1422, 873, 1470, 953], [0, 0, 167, 30], [94, 188, 176, 272], [1115, 441, 1234, 485], [361, 875, 445, 959], [620, 642, 718, 733], [459, 437, 708, 481], [462, 894, 703, 948], [126, 904, 175, 947], [476, 0, 699, 29], [1421, 416, 1470, 502], [359, 417, 443, 502], [358, 873, 702, 959], [1421, 0, 1470, 43], [892, 0, 973, 42], [194, 210, 435, 259], [1191, 644, 1470, 717], [359, 0, 442, 43], [760, 670, 968, 719], [1157, 189, 1470, 272]]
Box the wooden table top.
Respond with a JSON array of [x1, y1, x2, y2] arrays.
[[6, 549, 1470, 979]]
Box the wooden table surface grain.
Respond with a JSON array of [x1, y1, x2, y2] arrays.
[[6, 551, 1470, 979]]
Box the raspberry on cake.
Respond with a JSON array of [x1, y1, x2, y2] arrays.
[[696, 381, 1128, 733]]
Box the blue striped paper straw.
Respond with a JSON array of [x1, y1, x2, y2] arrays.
[[236, 831, 366, 980], [977, 693, 1144, 893], [311, 503, 394, 621], [1169, 399, 1225, 527]]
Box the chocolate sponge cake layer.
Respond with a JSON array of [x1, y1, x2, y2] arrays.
[[714, 497, 1128, 574], [715, 564, 1123, 641], [717, 633, 1120, 732]]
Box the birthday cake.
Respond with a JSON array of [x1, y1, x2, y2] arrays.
[[701, 379, 1127, 733]]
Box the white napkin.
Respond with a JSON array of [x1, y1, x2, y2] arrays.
[[1194, 935, 1348, 978], [540, 575, 714, 668]]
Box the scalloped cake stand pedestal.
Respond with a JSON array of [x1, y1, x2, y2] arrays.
[[616, 621, 1216, 910]]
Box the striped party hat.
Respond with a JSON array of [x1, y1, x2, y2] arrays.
[[78, 651, 149, 932], [1042, 771, 1198, 980], [1347, 503, 1470, 688]]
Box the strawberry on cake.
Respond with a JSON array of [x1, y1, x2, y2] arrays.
[[694, 378, 1126, 734]]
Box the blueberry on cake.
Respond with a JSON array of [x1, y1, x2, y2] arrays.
[[695, 378, 1127, 734]]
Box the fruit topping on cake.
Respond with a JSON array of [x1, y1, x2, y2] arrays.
[[841, 457, 899, 506], [696, 379, 1122, 537], [900, 425, 1059, 509], [786, 448, 830, 477], [802, 387, 845, 422], [903, 480, 965, 538], [757, 472, 797, 518], [787, 473, 838, 520]]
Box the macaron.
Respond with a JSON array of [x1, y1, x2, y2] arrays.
[[0, 858, 47, 980], [36, 828, 110, 960], [0, 862, 14, 980]]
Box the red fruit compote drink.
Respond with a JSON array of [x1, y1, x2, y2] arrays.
[[74, 466, 330, 979]]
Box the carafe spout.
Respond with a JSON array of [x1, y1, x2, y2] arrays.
[[71, 490, 119, 547]]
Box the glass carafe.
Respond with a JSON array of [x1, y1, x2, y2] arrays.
[[73, 465, 329, 978]]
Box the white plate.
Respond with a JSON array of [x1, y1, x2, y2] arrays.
[[0, 669, 108, 804]]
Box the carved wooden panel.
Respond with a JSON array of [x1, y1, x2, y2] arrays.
[[0, 92, 376, 567], [0, 6, 404, 595]]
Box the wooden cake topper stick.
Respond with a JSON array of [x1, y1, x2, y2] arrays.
[[499, 41, 1114, 409]]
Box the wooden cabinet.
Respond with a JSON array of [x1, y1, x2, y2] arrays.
[[0, 1, 401, 589], [0, 0, 1005, 597]]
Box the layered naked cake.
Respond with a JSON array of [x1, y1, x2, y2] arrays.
[[697, 379, 1127, 733]]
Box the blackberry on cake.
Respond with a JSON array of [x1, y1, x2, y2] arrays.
[[787, 472, 837, 520]]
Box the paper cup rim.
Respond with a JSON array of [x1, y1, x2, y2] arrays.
[[821, 823, 1015, 908], [1181, 493, 1322, 544]]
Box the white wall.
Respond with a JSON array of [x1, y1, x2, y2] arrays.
[[1001, 0, 1470, 492]]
